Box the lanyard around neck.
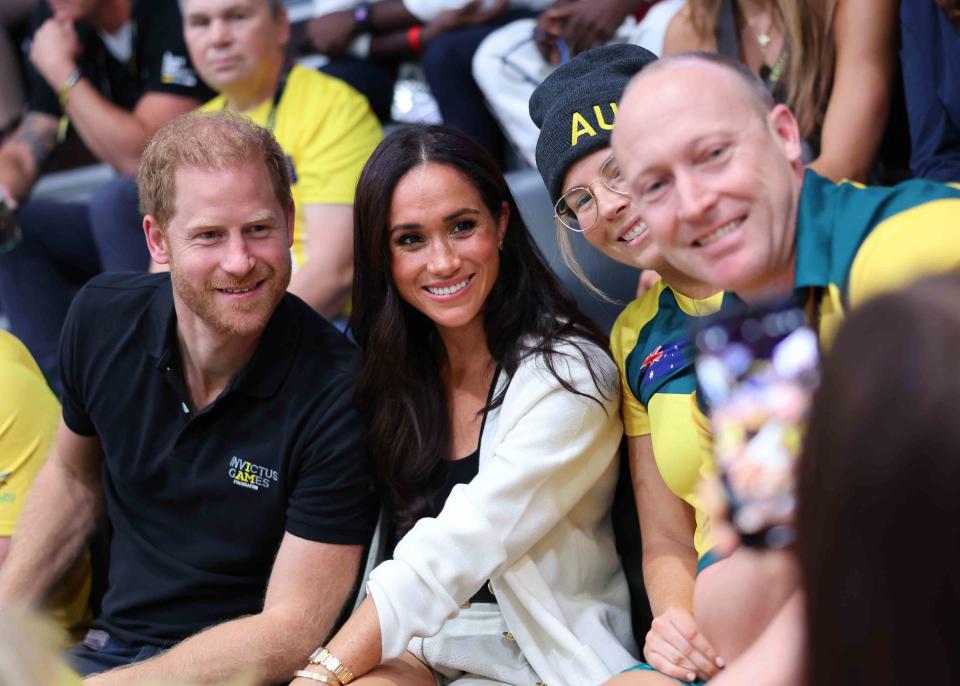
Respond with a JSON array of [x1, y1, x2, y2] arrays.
[[222, 66, 289, 132]]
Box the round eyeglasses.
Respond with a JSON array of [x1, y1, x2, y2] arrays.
[[554, 154, 630, 232]]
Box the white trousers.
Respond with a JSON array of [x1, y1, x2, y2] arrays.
[[407, 603, 541, 686]]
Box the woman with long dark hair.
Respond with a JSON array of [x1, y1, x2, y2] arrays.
[[290, 124, 636, 686]]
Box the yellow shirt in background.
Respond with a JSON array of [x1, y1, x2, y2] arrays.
[[201, 64, 382, 267]]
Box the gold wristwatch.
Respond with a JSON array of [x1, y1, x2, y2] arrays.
[[308, 647, 354, 685]]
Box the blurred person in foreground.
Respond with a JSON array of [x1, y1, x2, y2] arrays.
[[796, 273, 960, 685], [0, 607, 83, 686], [707, 273, 960, 686], [0, 0, 211, 390], [183, 0, 381, 320], [0, 112, 378, 685]]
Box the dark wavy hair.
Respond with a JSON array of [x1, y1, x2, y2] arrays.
[[349, 125, 612, 536], [797, 274, 960, 685]]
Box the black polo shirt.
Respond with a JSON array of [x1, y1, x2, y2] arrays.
[[59, 273, 378, 645], [27, 0, 213, 119]]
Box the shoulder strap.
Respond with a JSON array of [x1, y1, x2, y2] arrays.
[[716, 0, 740, 57]]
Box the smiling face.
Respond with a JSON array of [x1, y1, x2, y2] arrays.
[[145, 160, 293, 339], [388, 163, 507, 339], [183, 0, 288, 99], [560, 147, 663, 271], [612, 60, 806, 301]]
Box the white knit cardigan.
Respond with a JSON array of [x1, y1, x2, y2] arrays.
[[366, 339, 638, 686]]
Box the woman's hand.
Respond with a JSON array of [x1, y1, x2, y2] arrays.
[[644, 606, 724, 682]]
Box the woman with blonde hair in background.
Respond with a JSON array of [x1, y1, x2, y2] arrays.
[[663, 0, 898, 184]]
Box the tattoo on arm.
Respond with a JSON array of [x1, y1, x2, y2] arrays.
[[13, 115, 59, 168]]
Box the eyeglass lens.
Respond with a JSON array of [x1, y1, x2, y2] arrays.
[[556, 156, 628, 232]]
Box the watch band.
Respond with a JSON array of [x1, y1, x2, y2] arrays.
[[294, 670, 335, 684], [57, 69, 82, 109], [308, 647, 354, 684]]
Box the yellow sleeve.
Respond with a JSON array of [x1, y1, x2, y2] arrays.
[[690, 392, 715, 482], [290, 72, 382, 207], [0, 360, 59, 534], [621, 380, 650, 436], [610, 297, 654, 437], [848, 198, 960, 307]]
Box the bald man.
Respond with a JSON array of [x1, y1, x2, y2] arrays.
[[605, 52, 960, 685], [612, 53, 960, 337]]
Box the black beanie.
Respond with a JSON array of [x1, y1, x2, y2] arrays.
[[530, 43, 658, 204]]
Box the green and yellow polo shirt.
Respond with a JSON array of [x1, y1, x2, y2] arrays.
[[795, 170, 960, 344], [690, 172, 960, 552], [611, 281, 742, 558]]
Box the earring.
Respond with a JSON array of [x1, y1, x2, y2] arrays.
[[497, 241, 503, 251]]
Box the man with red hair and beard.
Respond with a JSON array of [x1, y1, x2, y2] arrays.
[[0, 112, 378, 686]]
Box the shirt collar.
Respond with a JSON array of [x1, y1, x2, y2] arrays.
[[228, 297, 299, 399], [793, 169, 837, 290], [136, 277, 298, 400], [138, 276, 177, 361]]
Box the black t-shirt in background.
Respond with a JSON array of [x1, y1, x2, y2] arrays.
[[60, 273, 378, 645], [26, 0, 212, 118]]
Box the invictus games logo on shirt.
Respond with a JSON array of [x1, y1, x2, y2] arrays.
[[161, 51, 198, 87], [228, 456, 279, 491]]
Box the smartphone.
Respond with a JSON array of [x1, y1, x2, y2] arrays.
[[694, 300, 820, 549]]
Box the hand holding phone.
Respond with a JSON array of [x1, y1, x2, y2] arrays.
[[695, 303, 819, 549]]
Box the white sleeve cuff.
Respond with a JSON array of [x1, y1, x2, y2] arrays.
[[367, 559, 457, 659]]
